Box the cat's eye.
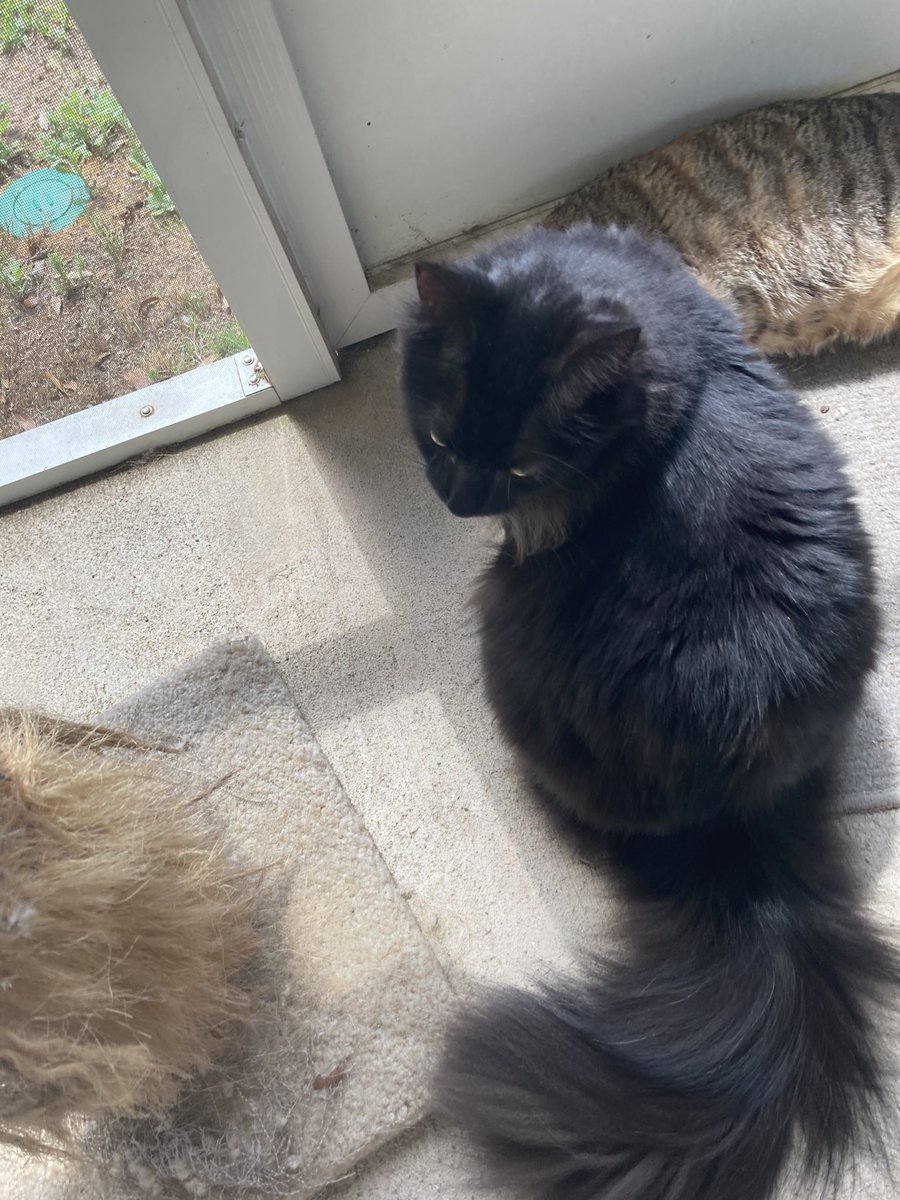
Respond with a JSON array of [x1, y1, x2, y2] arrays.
[[510, 467, 530, 478], [430, 430, 447, 447]]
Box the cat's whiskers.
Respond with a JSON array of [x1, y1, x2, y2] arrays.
[[531, 449, 593, 486]]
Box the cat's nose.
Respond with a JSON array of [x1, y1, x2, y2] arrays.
[[445, 483, 488, 517], [444, 470, 487, 516], [450, 470, 509, 517], [429, 459, 496, 517]]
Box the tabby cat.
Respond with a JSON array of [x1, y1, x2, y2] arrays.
[[545, 93, 900, 356], [401, 225, 899, 1200]]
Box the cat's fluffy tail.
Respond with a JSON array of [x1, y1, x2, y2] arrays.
[[438, 802, 899, 1199]]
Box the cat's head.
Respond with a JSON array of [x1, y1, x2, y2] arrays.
[[400, 229, 660, 521]]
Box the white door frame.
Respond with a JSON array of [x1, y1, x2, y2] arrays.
[[180, 0, 407, 350], [179, 0, 562, 352], [0, 0, 339, 508]]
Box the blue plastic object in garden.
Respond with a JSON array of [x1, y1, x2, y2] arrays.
[[0, 168, 90, 237]]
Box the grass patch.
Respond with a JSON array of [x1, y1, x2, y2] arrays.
[[181, 292, 210, 324], [40, 85, 128, 169], [145, 316, 249, 382], [86, 210, 125, 272], [146, 346, 189, 384], [0, 0, 71, 53], [46, 249, 93, 296], [28, 0, 69, 45], [0, 253, 31, 301], [0, 101, 23, 173], [204, 322, 250, 359], [127, 145, 176, 219], [181, 295, 249, 359]]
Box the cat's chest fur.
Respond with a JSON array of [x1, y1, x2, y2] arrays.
[[473, 518, 706, 827], [476, 516, 663, 720]]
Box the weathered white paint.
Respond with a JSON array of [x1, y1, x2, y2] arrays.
[[271, 0, 900, 268]]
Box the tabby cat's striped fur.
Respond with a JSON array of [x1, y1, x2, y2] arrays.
[[545, 94, 900, 356]]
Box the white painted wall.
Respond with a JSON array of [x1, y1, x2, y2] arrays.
[[272, 0, 899, 269]]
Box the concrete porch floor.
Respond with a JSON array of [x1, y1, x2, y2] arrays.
[[3, 332, 900, 1198]]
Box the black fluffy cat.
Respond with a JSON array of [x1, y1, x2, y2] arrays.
[[401, 225, 899, 1200]]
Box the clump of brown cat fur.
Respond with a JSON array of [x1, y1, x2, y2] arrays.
[[0, 710, 253, 1153]]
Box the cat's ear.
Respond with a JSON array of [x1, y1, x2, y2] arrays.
[[414, 262, 472, 327], [550, 322, 640, 400]]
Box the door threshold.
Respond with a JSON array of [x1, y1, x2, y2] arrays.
[[0, 352, 277, 509]]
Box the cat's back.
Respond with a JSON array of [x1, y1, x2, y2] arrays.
[[546, 94, 900, 355], [488, 357, 869, 669]]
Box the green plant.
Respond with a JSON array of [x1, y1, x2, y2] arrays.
[[127, 145, 177, 218], [144, 318, 249, 384], [180, 292, 209, 324], [40, 85, 127, 168], [146, 345, 190, 383], [0, 1, 29, 50], [46, 250, 93, 296], [29, 0, 70, 46], [203, 322, 250, 359], [86, 209, 124, 271], [179, 294, 249, 361], [0, 253, 31, 301], [0, 102, 23, 172], [33, 74, 177, 220], [0, 1, 71, 52]]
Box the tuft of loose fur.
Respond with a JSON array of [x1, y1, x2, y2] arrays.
[[0, 710, 253, 1153], [545, 93, 900, 356], [403, 225, 900, 1197]]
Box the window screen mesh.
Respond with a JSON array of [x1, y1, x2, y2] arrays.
[[0, 1, 246, 439]]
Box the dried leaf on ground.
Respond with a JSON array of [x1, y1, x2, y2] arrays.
[[123, 369, 151, 391], [50, 295, 62, 317], [138, 296, 161, 317], [13, 412, 37, 431], [22, 296, 38, 309], [94, 351, 112, 367]]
